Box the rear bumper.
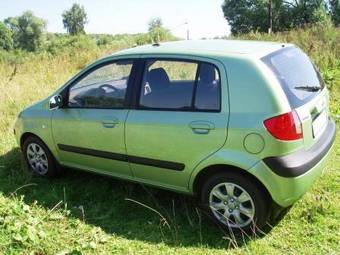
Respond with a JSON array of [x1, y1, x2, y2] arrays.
[[263, 119, 336, 177], [249, 120, 336, 207]]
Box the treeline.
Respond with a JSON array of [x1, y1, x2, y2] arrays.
[[222, 0, 340, 34], [0, 4, 175, 53], [1, 1, 340, 53]]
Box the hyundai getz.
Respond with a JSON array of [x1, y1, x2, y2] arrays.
[[14, 40, 336, 232]]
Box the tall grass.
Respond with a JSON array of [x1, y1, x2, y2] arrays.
[[237, 25, 340, 70]]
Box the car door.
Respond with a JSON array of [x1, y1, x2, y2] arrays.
[[52, 59, 135, 178], [125, 57, 229, 192]]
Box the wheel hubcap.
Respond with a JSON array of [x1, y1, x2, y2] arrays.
[[209, 182, 255, 228], [26, 143, 48, 175]]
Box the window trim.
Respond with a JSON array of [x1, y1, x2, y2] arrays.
[[134, 58, 222, 113], [62, 59, 137, 110]]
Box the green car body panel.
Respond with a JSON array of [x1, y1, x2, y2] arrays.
[[14, 40, 336, 208]]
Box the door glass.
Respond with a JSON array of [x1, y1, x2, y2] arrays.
[[194, 63, 221, 111], [68, 60, 133, 108], [139, 60, 198, 110]]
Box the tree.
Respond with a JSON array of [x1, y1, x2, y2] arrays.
[[62, 4, 88, 35], [0, 21, 13, 50], [148, 18, 163, 32], [222, 0, 330, 35], [4, 11, 46, 51], [288, 0, 329, 27], [330, 0, 340, 25], [147, 17, 171, 42], [222, 0, 269, 34]]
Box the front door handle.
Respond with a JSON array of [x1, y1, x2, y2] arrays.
[[102, 118, 119, 128], [189, 121, 215, 134]]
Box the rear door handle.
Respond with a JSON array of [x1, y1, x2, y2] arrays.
[[189, 121, 215, 134], [102, 118, 119, 128]]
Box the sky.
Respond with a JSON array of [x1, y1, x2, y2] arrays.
[[0, 0, 230, 39]]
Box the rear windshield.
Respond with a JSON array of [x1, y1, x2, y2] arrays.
[[262, 47, 324, 108]]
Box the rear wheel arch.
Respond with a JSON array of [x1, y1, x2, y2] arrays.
[[192, 164, 272, 203]]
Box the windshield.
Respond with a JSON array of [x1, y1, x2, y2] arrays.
[[262, 47, 324, 108]]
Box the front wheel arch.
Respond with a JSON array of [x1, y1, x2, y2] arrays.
[[20, 132, 41, 149], [21, 134, 62, 177]]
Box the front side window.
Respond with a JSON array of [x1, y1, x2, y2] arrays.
[[139, 60, 220, 111], [68, 60, 133, 108]]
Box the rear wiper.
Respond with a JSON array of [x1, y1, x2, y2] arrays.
[[294, 85, 321, 92]]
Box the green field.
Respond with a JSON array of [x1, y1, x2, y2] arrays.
[[0, 26, 339, 254]]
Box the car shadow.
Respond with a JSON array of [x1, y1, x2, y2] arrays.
[[0, 147, 258, 249]]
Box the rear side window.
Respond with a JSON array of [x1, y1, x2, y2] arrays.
[[262, 47, 324, 108], [139, 60, 220, 111]]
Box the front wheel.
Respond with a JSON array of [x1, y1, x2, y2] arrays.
[[23, 136, 61, 177], [200, 172, 270, 234]]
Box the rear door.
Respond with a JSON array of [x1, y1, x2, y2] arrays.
[[125, 57, 229, 192], [262, 47, 329, 149]]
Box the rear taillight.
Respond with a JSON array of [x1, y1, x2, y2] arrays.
[[264, 111, 303, 141]]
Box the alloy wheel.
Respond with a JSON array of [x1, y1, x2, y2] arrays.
[[209, 182, 255, 228], [26, 143, 49, 175]]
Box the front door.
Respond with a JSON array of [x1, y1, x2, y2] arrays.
[[52, 59, 135, 177], [125, 58, 229, 192]]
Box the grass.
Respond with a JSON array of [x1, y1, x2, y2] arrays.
[[0, 26, 339, 254]]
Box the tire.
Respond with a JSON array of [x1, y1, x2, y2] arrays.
[[200, 171, 270, 234], [22, 136, 61, 177]]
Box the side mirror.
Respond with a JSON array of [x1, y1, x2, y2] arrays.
[[49, 95, 63, 110]]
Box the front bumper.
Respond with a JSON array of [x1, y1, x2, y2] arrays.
[[250, 120, 336, 207]]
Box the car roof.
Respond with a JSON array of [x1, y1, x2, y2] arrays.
[[113, 39, 293, 59]]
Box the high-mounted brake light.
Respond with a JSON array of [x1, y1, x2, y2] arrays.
[[264, 111, 303, 141]]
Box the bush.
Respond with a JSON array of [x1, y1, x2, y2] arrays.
[[44, 34, 97, 55]]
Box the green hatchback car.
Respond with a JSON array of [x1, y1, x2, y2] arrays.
[[14, 40, 336, 232]]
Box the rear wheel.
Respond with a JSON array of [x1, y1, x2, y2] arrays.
[[23, 136, 61, 177], [200, 172, 270, 234]]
